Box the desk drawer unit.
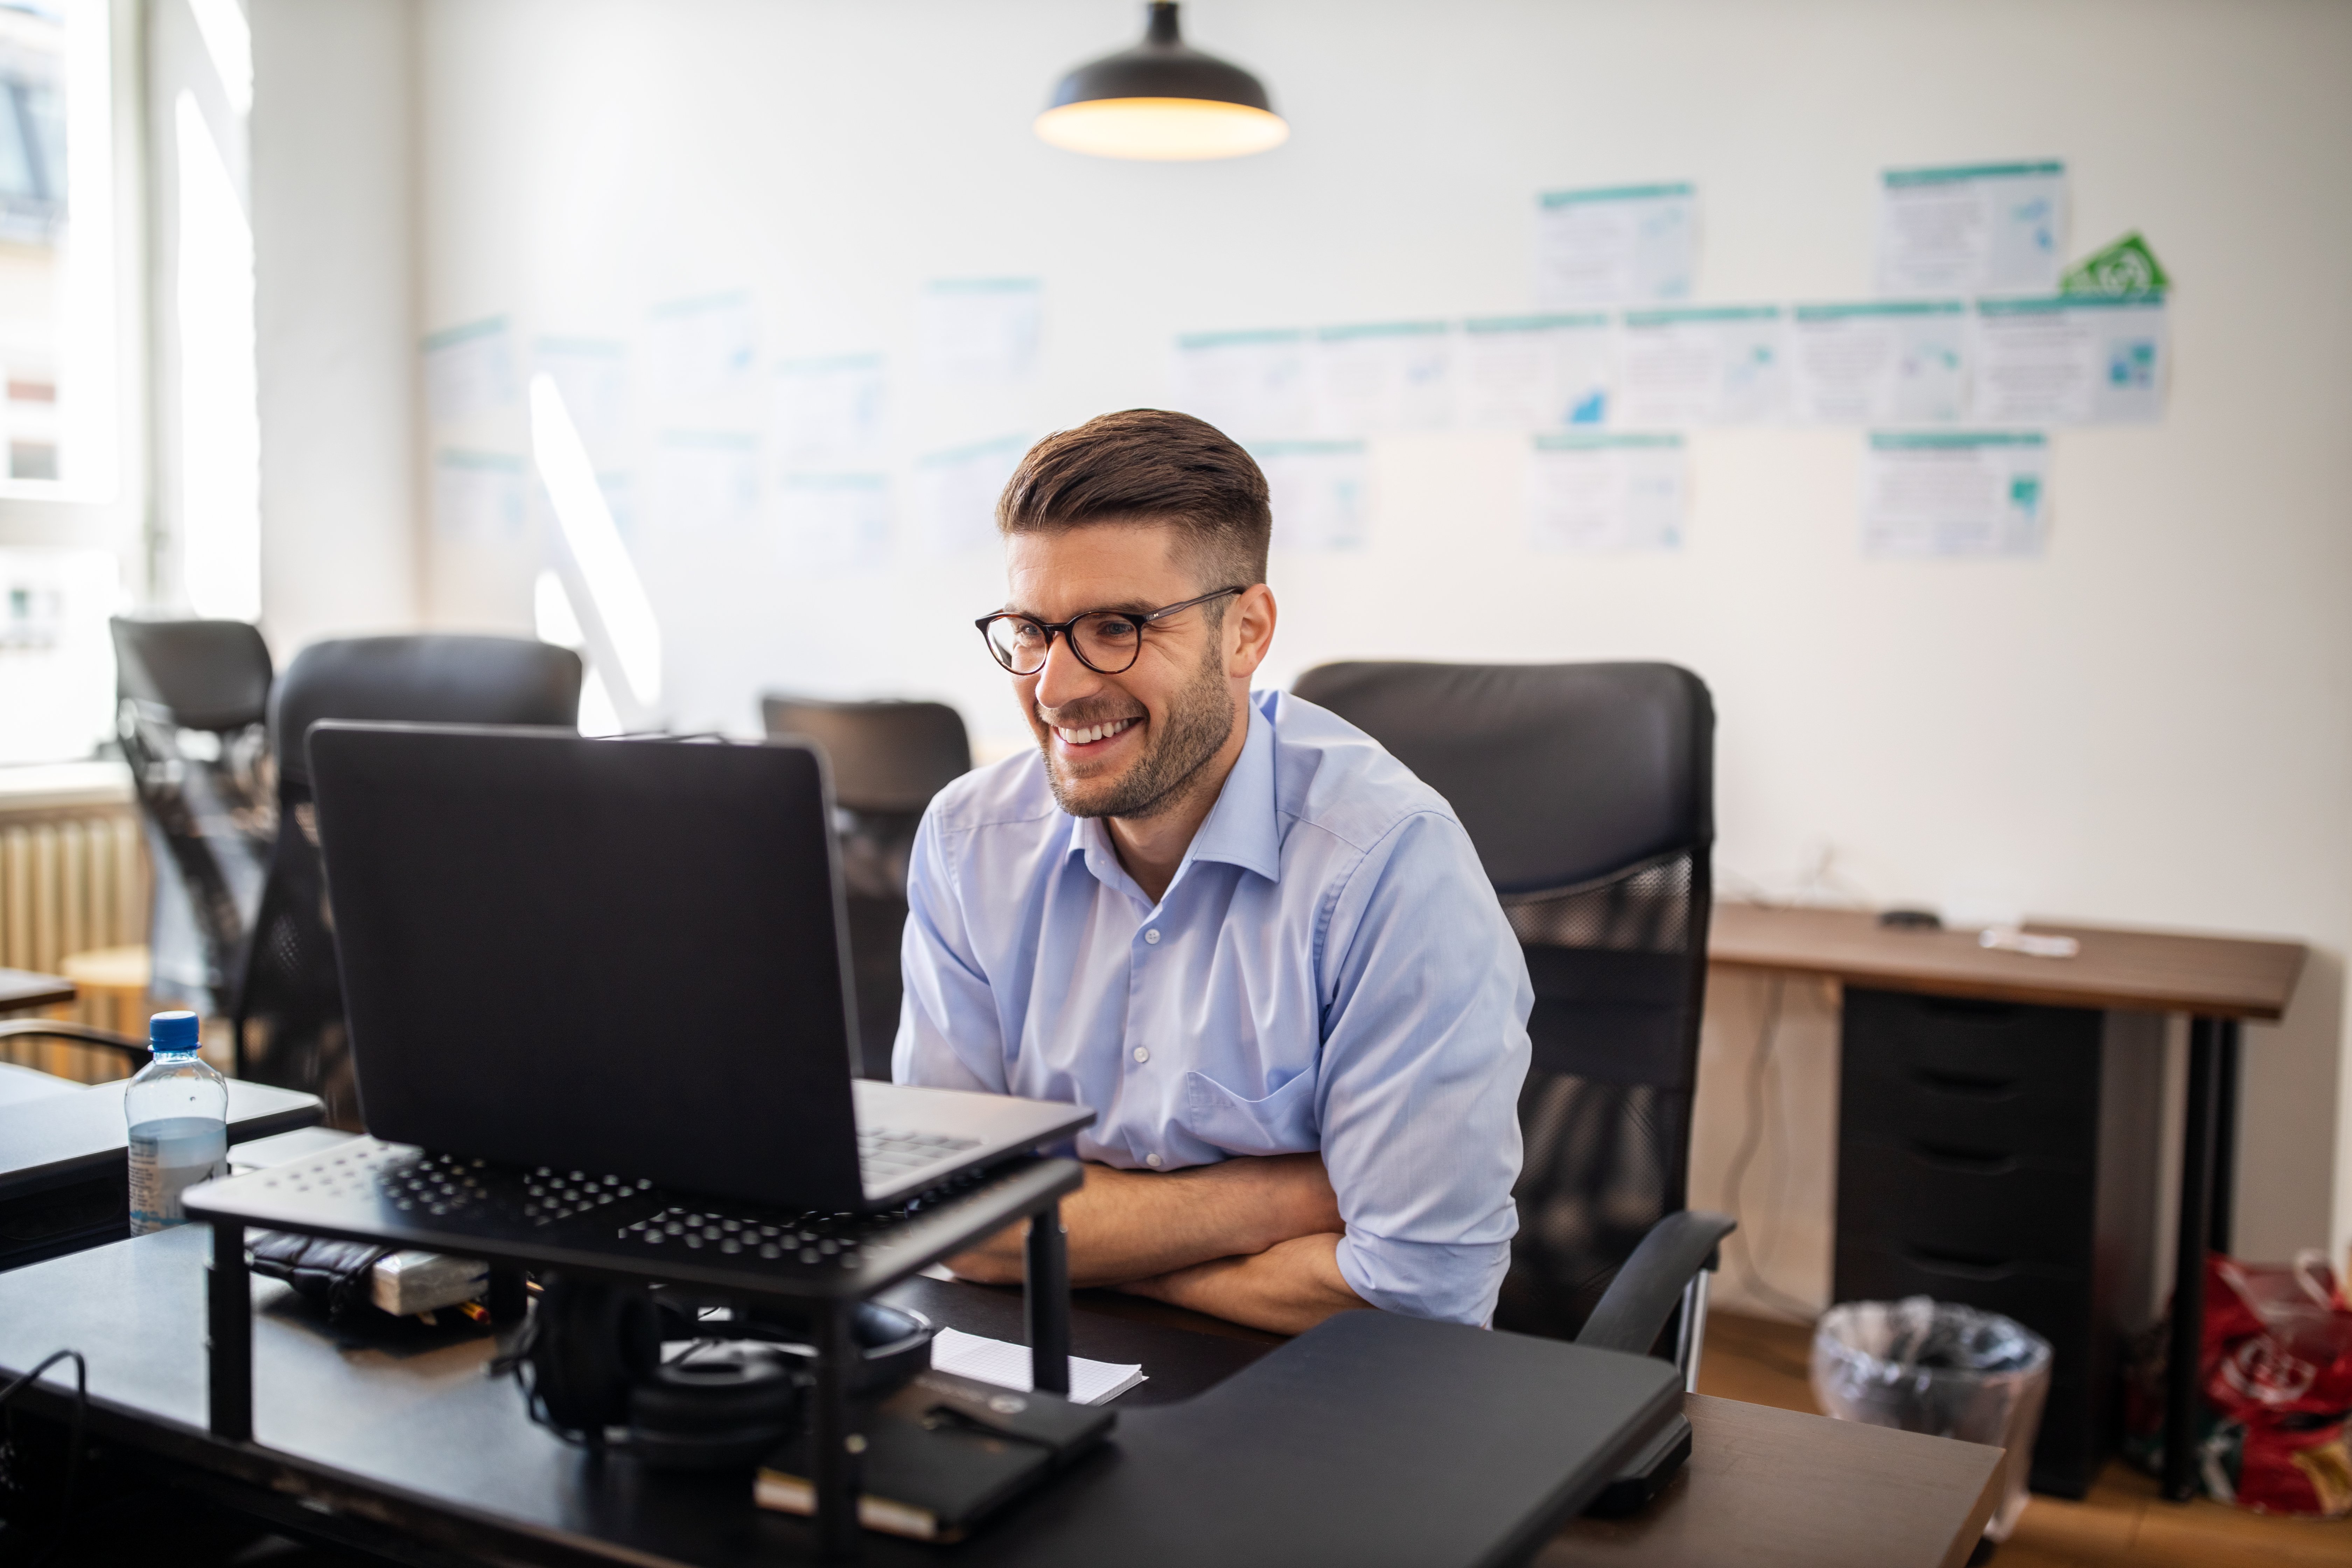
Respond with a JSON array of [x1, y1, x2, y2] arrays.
[[1837, 1141, 2094, 1273], [1835, 988, 2163, 1499]]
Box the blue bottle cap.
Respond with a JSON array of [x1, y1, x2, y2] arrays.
[[149, 1010, 201, 1051]]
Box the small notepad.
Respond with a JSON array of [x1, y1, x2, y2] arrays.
[[927, 1327, 1146, 1406]]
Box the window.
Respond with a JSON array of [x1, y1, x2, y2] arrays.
[[171, 82, 255, 621], [0, 0, 137, 768], [0, 541, 113, 764]]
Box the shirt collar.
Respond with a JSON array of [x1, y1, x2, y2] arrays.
[[1183, 700, 1282, 883], [1060, 700, 1283, 888]]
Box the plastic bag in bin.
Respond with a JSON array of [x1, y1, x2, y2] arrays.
[[1812, 1297, 2052, 1542]]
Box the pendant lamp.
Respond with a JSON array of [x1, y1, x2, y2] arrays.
[[1035, 2, 1288, 161]]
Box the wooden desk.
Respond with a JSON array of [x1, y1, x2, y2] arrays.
[[1708, 901, 2306, 1502], [0, 966, 76, 1012], [1545, 1393, 2002, 1568], [1709, 903, 2304, 1020], [0, 1229, 2000, 1567]]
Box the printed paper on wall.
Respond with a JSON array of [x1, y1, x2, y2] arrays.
[[1535, 183, 1696, 308], [1526, 432, 1685, 552]]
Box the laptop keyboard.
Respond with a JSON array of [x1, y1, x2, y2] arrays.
[[860, 1127, 981, 1188]]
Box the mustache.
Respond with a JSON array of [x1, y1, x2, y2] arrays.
[[1035, 701, 1144, 729]]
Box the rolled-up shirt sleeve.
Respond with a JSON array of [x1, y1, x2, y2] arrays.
[[891, 812, 1007, 1094], [1315, 811, 1532, 1325]]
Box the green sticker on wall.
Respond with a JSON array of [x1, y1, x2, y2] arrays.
[[2061, 232, 2171, 296]]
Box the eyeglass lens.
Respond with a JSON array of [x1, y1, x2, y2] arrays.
[[985, 611, 1144, 675]]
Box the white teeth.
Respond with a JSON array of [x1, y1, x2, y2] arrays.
[[1056, 718, 1135, 746]]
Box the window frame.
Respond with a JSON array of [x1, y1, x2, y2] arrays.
[[0, 0, 150, 575]]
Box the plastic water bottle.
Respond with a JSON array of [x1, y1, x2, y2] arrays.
[[126, 1010, 229, 1235]]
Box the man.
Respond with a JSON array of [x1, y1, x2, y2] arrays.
[[894, 409, 1532, 1334]]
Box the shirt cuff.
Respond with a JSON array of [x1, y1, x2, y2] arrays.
[[1334, 1231, 1510, 1326]]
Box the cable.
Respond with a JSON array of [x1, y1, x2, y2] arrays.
[[1713, 847, 1888, 1329], [1720, 975, 1821, 1323], [0, 1348, 89, 1564]]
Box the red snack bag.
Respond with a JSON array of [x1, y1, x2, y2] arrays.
[[2129, 1250, 2352, 1515], [2199, 1252, 2352, 1514]]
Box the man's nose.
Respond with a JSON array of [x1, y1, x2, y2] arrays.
[[1032, 632, 1101, 712]]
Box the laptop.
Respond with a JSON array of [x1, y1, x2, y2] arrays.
[[304, 722, 1091, 1212]]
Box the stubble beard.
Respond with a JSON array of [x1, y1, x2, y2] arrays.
[[1038, 641, 1234, 822]]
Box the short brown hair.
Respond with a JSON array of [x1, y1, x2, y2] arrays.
[[996, 410, 1270, 589]]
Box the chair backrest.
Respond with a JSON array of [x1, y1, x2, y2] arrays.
[[109, 617, 278, 1018], [1290, 660, 1715, 1340], [761, 695, 972, 1078], [239, 636, 583, 1125], [272, 636, 587, 789], [760, 696, 972, 813], [112, 617, 273, 732]]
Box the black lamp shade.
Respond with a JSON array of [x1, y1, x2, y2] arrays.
[[1036, 3, 1288, 161]]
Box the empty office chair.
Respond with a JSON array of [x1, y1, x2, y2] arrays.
[[761, 696, 971, 1080], [110, 617, 278, 1022], [1291, 661, 1725, 1344], [240, 636, 583, 1126]]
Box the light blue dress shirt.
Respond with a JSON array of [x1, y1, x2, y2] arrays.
[[893, 689, 1533, 1325]]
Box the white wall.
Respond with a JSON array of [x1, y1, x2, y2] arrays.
[[250, 0, 421, 654], [405, 0, 2352, 1282]]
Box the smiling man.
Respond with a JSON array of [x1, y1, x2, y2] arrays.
[[893, 409, 1532, 1334]]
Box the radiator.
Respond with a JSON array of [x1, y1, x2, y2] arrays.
[[0, 770, 151, 1082], [0, 805, 146, 976]]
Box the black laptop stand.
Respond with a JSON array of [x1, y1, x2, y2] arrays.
[[185, 1139, 1084, 1561]]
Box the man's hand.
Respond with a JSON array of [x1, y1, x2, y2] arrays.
[[1119, 1233, 1368, 1336], [945, 1153, 1342, 1288]]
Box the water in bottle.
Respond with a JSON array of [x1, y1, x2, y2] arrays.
[[126, 1009, 229, 1234]]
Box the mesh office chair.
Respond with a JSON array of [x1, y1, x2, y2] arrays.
[[109, 617, 278, 1021], [1291, 662, 1729, 1337], [239, 636, 583, 1126], [760, 696, 972, 1080], [0, 621, 278, 1080]]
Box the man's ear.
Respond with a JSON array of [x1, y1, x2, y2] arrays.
[[1226, 584, 1278, 679]]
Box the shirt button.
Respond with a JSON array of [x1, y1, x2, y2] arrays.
[[1132, 1045, 1150, 1064], [1144, 1153, 1163, 1169], [1143, 928, 1161, 945]]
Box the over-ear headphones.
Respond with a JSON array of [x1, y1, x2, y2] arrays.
[[516, 1273, 663, 1436], [741, 1297, 939, 1398], [502, 1273, 933, 1471], [627, 1339, 805, 1470]]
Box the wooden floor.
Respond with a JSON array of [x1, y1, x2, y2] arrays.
[[1694, 1311, 2352, 1567]]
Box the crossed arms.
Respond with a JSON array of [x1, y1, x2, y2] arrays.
[[945, 1152, 1369, 1336]]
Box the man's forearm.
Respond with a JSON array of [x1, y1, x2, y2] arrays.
[[1120, 1232, 1368, 1336], [947, 1154, 1341, 1288]]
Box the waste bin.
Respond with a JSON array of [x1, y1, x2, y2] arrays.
[[1812, 1296, 2052, 1544]]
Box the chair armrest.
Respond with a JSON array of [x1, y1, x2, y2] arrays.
[[1574, 1210, 1737, 1356], [0, 1018, 150, 1060]]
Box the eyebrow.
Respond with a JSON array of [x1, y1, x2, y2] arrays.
[[1001, 597, 1164, 620]]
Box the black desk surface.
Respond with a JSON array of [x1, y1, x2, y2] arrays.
[[0, 1228, 1681, 1568], [0, 1078, 324, 1199], [887, 1273, 1281, 1406]]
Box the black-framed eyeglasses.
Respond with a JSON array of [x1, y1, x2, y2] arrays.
[[974, 587, 1246, 677]]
